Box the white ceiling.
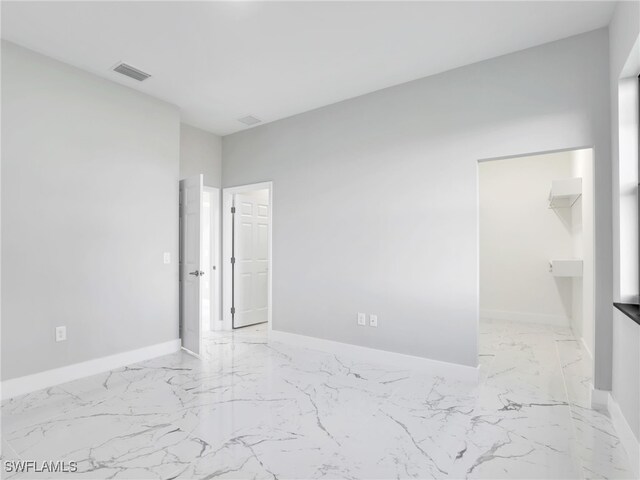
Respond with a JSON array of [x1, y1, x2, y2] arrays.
[[1, 1, 616, 136]]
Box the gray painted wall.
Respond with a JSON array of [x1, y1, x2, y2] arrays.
[[1, 41, 181, 380], [180, 123, 222, 187], [223, 30, 611, 372]]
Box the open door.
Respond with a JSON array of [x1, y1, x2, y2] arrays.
[[179, 175, 204, 355], [232, 190, 269, 329]]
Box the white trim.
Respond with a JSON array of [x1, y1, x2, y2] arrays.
[[590, 386, 610, 409], [223, 181, 273, 194], [477, 145, 594, 164], [480, 309, 570, 326], [222, 181, 273, 332], [222, 191, 233, 330], [608, 393, 640, 479], [269, 329, 479, 384], [181, 346, 201, 359], [0, 339, 181, 400], [203, 186, 222, 331]]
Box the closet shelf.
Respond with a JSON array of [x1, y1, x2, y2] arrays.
[[548, 177, 582, 209], [549, 259, 583, 277]]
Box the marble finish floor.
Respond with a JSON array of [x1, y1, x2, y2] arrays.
[[1, 320, 634, 479]]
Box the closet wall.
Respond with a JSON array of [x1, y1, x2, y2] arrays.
[[480, 149, 591, 333]]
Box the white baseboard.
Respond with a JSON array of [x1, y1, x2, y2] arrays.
[[1, 339, 181, 400], [268, 330, 479, 384], [608, 393, 640, 479], [480, 309, 569, 326]]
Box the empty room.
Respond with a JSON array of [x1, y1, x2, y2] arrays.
[[1, 1, 639, 479]]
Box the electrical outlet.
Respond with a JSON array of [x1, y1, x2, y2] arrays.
[[357, 312, 366, 326], [55, 326, 67, 342], [163, 252, 171, 264], [370, 314, 378, 327]]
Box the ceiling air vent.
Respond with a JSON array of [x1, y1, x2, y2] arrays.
[[238, 115, 261, 126], [112, 62, 151, 82]]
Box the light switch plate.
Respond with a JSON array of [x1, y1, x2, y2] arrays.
[[163, 252, 171, 264], [357, 313, 366, 326], [55, 326, 67, 342], [369, 314, 378, 327]]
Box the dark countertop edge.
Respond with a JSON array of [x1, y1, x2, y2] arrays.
[[613, 303, 640, 326]]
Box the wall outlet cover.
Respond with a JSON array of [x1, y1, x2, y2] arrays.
[[163, 252, 171, 264], [370, 314, 378, 327], [55, 326, 67, 342], [357, 312, 366, 326]]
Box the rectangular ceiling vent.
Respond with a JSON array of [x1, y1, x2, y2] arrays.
[[112, 62, 151, 82], [238, 115, 261, 126]]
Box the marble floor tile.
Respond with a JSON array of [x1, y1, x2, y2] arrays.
[[1, 321, 634, 479], [0, 375, 114, 435], [569, 404, 636, 479]]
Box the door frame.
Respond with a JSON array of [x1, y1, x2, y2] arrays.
[[203, 186, 222, 331], [222, 181, 273, 331]]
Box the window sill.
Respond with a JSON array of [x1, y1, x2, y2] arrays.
[[613, 303, 640, 327]]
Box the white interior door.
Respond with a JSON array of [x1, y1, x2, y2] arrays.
[[180, 175, 204, 355], [233, 190, 269, 328]]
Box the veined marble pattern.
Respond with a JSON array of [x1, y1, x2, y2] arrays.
[[1, 321, 634, 479]]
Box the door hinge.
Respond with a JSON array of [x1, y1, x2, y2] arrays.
[[231, 257, 236, 264], [231, 206, 236, 214], [231, 307, 236, 315]]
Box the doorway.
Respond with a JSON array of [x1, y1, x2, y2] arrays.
[[478, 148, 595, 403], [222, 182, 272, 331], [178, 175, 221, 356]]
